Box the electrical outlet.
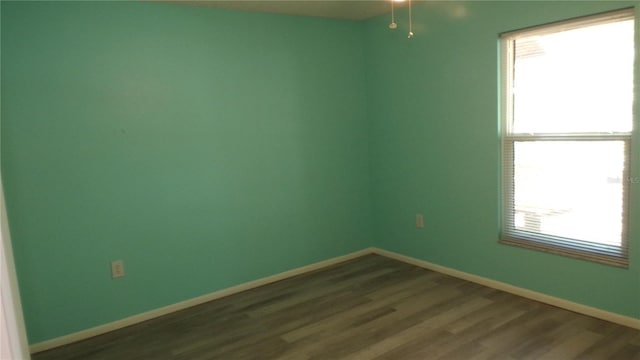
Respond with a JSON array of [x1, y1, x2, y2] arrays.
[[416, 214, 424, 229], [111, 260, 125, 279]]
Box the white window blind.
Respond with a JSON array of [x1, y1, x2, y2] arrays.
[[500, 8, 635, 267]]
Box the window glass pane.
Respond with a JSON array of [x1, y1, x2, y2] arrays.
[[512, 19, 634, 134], [513, 141, 625, 246]]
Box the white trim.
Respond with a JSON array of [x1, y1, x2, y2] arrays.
[[1, 185, 31, 359], [30, 246, 640, 353], [29, 248, 375, 354], [370, 248, 640, 330]]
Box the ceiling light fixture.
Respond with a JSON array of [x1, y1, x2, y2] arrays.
[[388, 0, 414, 39], [389, 0, 397, 29], [408, 0, 414, 39]]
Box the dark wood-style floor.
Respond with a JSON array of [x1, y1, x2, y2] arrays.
[[33, 255, 640, 360]]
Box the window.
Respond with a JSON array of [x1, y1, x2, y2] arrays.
[[500, 8, 635, 267]]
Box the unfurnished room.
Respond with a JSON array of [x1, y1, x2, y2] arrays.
[[0, 1, 639, 359]]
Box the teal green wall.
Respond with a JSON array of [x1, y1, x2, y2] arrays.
[[2, 0, 639, 346], [365, 1, 639, 319], [1, 1, 371, 343]]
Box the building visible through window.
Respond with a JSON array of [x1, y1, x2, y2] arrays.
[[500, 8, 635, 267]]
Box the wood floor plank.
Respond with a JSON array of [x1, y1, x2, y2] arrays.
[[33, 254, 640, 360], [536, 330, 604, 360], [345, 297, 492, 359], [575, 326, 640, 359], [287, 287, 465, 359], [435, 340, 488, 360]]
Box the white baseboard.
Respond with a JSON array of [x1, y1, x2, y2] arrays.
[[29, 248, 375, 354], [371, 247, 640, 330], [31, 246, 640, 353]]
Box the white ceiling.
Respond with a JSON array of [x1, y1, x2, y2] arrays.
[[164, 0, 407, 21]]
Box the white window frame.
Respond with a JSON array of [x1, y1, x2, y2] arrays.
[[499, 8, 635, 267]]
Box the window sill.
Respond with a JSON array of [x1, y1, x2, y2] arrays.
[[499, 237, 628, 268]]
